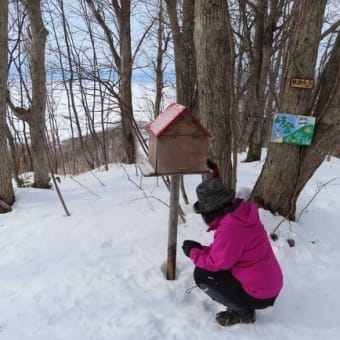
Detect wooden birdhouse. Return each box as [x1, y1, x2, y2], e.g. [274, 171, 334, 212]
[140, 103, 211, 176]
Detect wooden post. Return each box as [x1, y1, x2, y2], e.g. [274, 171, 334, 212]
[166, 174, 180, 280]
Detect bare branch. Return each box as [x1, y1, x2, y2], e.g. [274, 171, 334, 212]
[85, 0, 121, 70]
[297, 177, 340, 222]
[7, 90, 31, 122]
[320, 19, 340, 41]
[131, 17, 156, 66]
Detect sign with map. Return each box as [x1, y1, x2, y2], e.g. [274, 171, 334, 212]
[270, 113, 316, 146]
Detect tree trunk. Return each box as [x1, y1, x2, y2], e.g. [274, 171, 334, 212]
[154, 0, 165, 117]
[194, 0, 234, 188]
[244, 0, 281, 162]
[250, 0, 328, 220]
[0, 0, 14, 212]
[27, 0, 50, 187]
[290, 31, 340, 199]
[166, 0, 196, 109]
[119, 0, 135, 164]
[166, 0, 196, 204]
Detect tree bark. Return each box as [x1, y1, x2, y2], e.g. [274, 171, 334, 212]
[118, 0, 135, 164]
[291, 31, 340, 198]
[244, 0, 281, 162]
[6, 0, 49, 186]
[154, 0, 165, 117]
[194, 0, 234, 188]
[166, 0, 196, 109]
[0, 0, 14, 212]
[26, 0, 50, 187]
[250, 0, 328, 220]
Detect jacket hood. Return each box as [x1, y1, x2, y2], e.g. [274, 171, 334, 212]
[230, 200, 260, 226]
[207, 200, 259, 231]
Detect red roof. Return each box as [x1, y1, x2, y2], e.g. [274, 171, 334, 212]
[147, 103, 211, 137]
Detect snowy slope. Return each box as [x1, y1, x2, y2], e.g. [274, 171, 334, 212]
[1, 154, 340, 340]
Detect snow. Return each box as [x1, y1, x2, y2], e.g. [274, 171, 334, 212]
[1, 153, 340, 340]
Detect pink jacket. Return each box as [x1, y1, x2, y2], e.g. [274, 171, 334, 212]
[190, 200, 283, 299]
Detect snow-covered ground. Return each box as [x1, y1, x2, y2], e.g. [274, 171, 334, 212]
[1, 153, 340, 340]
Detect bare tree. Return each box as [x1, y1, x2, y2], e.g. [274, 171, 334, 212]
[85, 0, 142, 164]
[0, 0, 15, 213]
[250, 0, 336, 220]
[165, 0, 196, 110]
[154, 0, 170, 117]
[243, 0, 283, 162]
[194, 0, 235, 188]
[7, 0, 50, 188]
[57, 0, 96, 169]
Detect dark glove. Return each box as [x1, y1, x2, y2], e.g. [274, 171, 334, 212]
[182, 240, 203, 257]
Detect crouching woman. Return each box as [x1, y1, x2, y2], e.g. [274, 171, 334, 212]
[182, 178, 283, 326]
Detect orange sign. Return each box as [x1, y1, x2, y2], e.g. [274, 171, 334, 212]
[290, 78, 314, 89]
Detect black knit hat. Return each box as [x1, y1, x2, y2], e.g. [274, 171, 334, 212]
[193, 178, 235, 214]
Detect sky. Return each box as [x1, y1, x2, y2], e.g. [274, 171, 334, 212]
[1, 151, 340, 340]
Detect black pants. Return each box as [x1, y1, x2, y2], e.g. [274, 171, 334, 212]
[194, 267, 277, 312]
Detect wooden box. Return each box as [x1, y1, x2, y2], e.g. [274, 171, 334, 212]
[141, 103, 211, 176]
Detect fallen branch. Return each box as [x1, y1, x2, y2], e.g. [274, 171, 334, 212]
[69, 176, 101, 199]
[90, 171, 106, 187]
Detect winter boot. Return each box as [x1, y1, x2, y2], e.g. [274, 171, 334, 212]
[215, 309, 256, 326]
